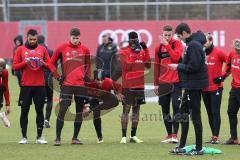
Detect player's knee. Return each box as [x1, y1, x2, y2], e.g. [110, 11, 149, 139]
[93, 110, 101, 119]
[177, 113, 189, 123]
[75, 111, 83, 122]
[123, 105, 131, 115]
[227, 110, 237, 117]
[212, 111, 220, 117]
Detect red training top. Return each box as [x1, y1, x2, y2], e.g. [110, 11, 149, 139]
[119, 46, 151, 89]
[154, 38, 183, 85]
[0, 69, 10, 106]
[50, 42, 91, 86]
[13, 45, 51, 86]
[203, 47, 228, 92]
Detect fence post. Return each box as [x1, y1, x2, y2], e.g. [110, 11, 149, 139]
[144, 0, 148, 20]
[53, 0, 58, 21]
[116, 0, 120, 20]
[105, 0, 109, 21]
[2, 0, 9, 22]
[155, 0, 159, 20]
[207, 0, 211, 20]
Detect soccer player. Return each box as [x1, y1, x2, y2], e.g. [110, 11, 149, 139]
[50, 28, 91, 146]
[154, 25, 183, 143]
[223, 39, 240, 145]
[13, 29, 51, 144]
[119, 31, 151, 144]
[38, 35, 54, 128]
[168, 23, 208, 155]
[0, 58, 10, 127]
[84, 69, 123, 143]
[202, 33, 228, 144]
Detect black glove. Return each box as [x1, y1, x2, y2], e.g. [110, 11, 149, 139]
[140, 42, 147, 49]
[56, 76, 65, 85]
[213, 75, 225, 84]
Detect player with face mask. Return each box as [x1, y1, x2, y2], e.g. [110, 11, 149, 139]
[118, 31, 151, 144]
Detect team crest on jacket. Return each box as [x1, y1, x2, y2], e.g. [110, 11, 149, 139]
[66, 52, 70, 57]
[237, 58, 240, 64]
[24, 51, 29, 55]
[30, 50, 35, 54]
[72, 50, 77, 56]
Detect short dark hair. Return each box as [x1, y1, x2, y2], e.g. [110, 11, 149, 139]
[14, 35, 23, 45]
[205, 32, 213, 41]
[37, 35, 45, 44]
[175, 23, 191, 35]
[27, 29, 38, 36]
[128, 31, 138, 39]
[163, 25, 173, 31]
[70, 28, 80, 36]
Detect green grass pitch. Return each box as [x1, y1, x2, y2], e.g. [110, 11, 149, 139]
[0, 73, 239, 160]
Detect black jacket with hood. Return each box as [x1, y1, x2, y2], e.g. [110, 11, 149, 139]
[177, 31, 209, 90]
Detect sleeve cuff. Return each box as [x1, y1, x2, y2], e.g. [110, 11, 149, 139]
[177, 63, 185, 72]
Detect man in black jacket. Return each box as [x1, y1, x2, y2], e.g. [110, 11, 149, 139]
[96, 34, 118, 78]
[38, 35, 54, 128]
[168, 23, 208, 155]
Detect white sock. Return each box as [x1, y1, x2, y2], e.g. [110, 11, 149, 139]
[0, 112, 3, 119]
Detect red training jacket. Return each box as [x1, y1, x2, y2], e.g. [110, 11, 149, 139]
[224, 50, 240, 88]
[203, 47, 228, 92]
[0, 69, 10, 106]
[50, 42, 91, 86]
[119, 46, 151, 89]
[154, 38, 183, 85]
[13, 45, 51, 86]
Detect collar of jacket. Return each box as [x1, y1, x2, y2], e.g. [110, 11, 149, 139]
[185, 35, 192, 45]
[25, 41, 38, 50]
[103, 41, 112, 46]
[68, 41, 81, 48]
[205, 44, 214, 55]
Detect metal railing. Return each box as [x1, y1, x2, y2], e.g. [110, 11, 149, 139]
[1, 0, 240, 21]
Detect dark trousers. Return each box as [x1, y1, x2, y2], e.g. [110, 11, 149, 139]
[158, 83, 182, 135]
[202, 88, 222, 137]
[178, 90, 203, 151]
[19, 86, 46, 138]
[56, 85, 85, 139]
[90, 99, 102, 139]
[45, 84, 53, 121]
[227, 87, 240, 139]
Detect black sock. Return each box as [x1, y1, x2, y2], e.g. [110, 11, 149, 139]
[45, 101, 53, 121]
[22, 128, 27, 138]
[131, 127, 137, 137]
[122, 129, 127, 137]
[20, 106, 30, 139]
[37, 128, 43, 139]
[73, 122, 82, 139]
[56, 118, 64, 140]
[93, 118, 102, 139]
